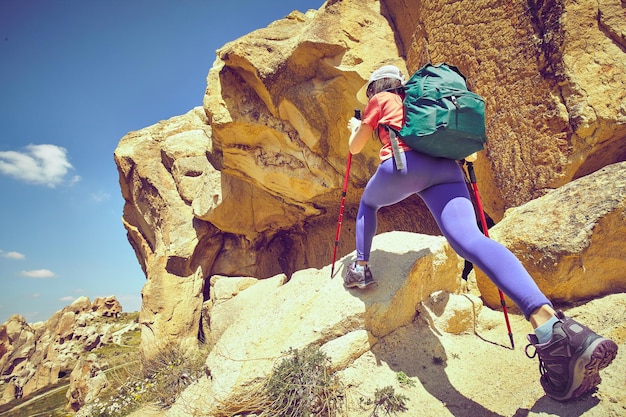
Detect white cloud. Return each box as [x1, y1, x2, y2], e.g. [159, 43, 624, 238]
[21, 269, 56, 278]
[0, 144, 78, 188]
[91, 191, 111, 203]
[31, 293, 41, 298]
[1, 251, 25, 260]
[59, 296, 75, 302]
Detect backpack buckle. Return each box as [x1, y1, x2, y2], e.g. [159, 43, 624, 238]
[451, 95, 460, 109]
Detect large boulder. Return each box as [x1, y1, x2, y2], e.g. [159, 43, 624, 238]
[66, 354, 107, 412]
[476, 161, 626, 310]
[114, 1, 439, 356]
[166, 231, 464, 415]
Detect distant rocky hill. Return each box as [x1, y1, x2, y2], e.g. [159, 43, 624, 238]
[0, 296, 139, 409]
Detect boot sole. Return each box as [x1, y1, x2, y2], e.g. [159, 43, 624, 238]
[551, 338, 618, 401]
[343, 280, 376, 289]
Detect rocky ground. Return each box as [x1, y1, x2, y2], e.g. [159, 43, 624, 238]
[339, 290, 626, 417]
[128, 286, 625, 417]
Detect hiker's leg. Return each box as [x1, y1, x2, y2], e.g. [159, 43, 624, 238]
[530, 305, 557, 328]
[357, 152, 466, 261]
[419, 181, 552, 320]
[415, 163, 616, 403]
[356, 152, 428, 261]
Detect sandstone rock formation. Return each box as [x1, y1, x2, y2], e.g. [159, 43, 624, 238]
[114, 0, 439, 356]
[114, 0, 625, 367]
[92, 296, 123, 318]
[476, 161, 626, 310]
[66, 353, 107, 412]
[167, 232, 467, 415]
[386, 0, 626, 214]
[159, 233, 626, 417]
[0, 296, 133, 405]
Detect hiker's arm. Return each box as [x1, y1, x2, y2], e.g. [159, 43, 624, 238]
[348, 118, 373, 154]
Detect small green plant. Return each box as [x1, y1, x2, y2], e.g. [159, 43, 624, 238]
[215, 346, 346, 417]
[263, 346, 345, 416]
[395, 371, 416, 388]
[360, 386, 409, 417]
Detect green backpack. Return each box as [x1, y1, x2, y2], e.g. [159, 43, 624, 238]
[393, 63, 487, 161]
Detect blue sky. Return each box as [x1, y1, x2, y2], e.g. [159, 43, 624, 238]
[0, 0, 323, 324]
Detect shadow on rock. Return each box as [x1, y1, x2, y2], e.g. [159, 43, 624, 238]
[512, 393, 599, 417]
[370, 316, 504, 417]
[337, 243, 503, 416]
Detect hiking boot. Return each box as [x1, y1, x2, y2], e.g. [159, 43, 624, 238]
[525, 311, 618, 401]
[343, 262, 375, 289]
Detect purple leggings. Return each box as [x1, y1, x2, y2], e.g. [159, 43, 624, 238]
[356, 150, 551, 319]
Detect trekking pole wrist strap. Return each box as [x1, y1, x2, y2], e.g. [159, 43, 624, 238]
[382, 125, 405, 170]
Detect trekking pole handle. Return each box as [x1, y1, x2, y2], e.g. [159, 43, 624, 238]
[354, 109, 361, 120]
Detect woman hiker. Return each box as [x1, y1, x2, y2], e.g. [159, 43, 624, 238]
[344, 64, 618, 402]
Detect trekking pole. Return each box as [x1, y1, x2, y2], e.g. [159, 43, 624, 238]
[465, 161, 515, 349]
[330, 110, 360, 278]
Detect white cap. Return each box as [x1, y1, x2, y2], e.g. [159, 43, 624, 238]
[356, 65, 404, 104]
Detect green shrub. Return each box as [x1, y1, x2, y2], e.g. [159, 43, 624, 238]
[395, 371, 415, 388]
[360, 386, 409, 417]
[262, 346, 345, 416]
[139, 343, 207, 408]
[216, 346, 346, 417]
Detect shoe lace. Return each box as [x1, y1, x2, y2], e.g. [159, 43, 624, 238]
[525, 343, 543, 375]
[525, 342, 561, 388]
[345, 265, 364, 283]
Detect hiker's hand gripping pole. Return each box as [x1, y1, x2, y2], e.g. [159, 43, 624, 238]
[466, 161, 515, 349]
[331, 110, 360, 278]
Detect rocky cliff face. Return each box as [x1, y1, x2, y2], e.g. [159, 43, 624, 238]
[114, 0, 625, 353]
[386, 0, 626, 210]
